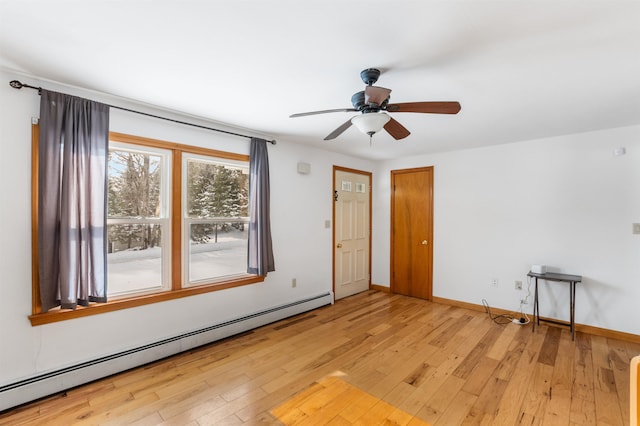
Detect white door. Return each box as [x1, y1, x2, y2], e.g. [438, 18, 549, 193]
[334, 168, 371, 300]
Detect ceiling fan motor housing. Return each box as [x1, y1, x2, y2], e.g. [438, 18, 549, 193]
[351, 90, 389, 111]
[351, 91, 365, 109]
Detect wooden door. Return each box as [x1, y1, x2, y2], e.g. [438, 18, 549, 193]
[334, 168, 371, 300]
[390, 167, 433, 300]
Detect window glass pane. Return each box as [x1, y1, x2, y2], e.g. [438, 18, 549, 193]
[186, 159, 249, 219]
[188, 222, 248, 282]
[107, 224, 164, 296]
[108, 149, 162, 218]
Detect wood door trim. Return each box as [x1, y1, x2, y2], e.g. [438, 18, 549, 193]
[332, 166, 372, 301]
[390, 166, 434, 300]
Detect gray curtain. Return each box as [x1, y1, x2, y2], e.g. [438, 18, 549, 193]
[38, 90, 110, 311]
[247, 138, 275, 276]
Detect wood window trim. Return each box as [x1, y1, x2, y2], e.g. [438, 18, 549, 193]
[30, 128, 264, 326]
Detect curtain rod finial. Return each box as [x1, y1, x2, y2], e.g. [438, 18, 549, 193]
[9, 80, 42, 94]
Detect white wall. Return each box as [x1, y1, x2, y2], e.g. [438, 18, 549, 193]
[372, 126, 640, 335]
[0, 70, 374, 387]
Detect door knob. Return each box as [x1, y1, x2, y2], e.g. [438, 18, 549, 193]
[337, 243, 343, 248]
[421, 240, 428, 245]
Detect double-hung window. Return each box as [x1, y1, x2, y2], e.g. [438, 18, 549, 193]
[183, 153, 250, 286]
[107, 142, 172, 298]
[105, 133, 256, 300]
[30, 129, 263, 325]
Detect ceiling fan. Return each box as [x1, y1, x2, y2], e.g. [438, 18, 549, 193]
[290, 68, 461, 142]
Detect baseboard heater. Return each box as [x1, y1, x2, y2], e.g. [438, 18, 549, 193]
[0, 292, 332, 412]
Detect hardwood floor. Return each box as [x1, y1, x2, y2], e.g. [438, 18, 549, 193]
[1, 291, 637, 425]
[271, 375, 430, 425]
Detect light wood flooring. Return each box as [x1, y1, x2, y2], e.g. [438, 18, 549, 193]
[1, 290, 638, 425]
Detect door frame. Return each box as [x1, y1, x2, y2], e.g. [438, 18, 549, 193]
[332, 165, 372, 301]
[390, 166, 434, 300]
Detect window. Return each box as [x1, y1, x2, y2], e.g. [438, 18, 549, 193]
[30, 130, 263, 325]
[107, 142, 171, 298]
[183, 154, 249, 286]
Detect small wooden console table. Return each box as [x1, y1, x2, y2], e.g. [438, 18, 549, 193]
[527, 271, 582, 340]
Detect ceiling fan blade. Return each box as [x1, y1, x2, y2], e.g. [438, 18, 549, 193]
[386, 101, 461, 114]
[365, 86, 391, 105]
[384, 117, 411, 140]
[290, 108, 357, 118]
[324, 119, 354, 140]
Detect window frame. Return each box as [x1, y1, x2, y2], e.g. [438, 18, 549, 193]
[30, 129, 264, 326]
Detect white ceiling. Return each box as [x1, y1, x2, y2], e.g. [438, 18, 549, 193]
[1, 0, 639, 160]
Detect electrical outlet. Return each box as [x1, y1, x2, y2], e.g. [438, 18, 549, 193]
[515, 280, 522, 290]
[491, 278, 498, 288]
[291, 278, 297, 288]
[520, 298, 528, 305]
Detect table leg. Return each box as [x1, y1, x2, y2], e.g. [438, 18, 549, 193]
[570, 281, 575, 341]
[533, 277, 539, 333]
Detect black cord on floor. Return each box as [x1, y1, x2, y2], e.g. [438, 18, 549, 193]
[482, 299, 515, 325]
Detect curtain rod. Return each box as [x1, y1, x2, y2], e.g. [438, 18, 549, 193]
[9, 80, 276, 145]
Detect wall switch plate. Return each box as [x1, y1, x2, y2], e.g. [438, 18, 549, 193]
[515, 281, 522, 290]
[633, 223, 640, 234]
[491, 279, 498, 288]
[291, 278, 297, 288]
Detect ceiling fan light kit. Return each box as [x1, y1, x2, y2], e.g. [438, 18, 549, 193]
[290, 68, 461, 143]
[351, 112, 390, 138]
